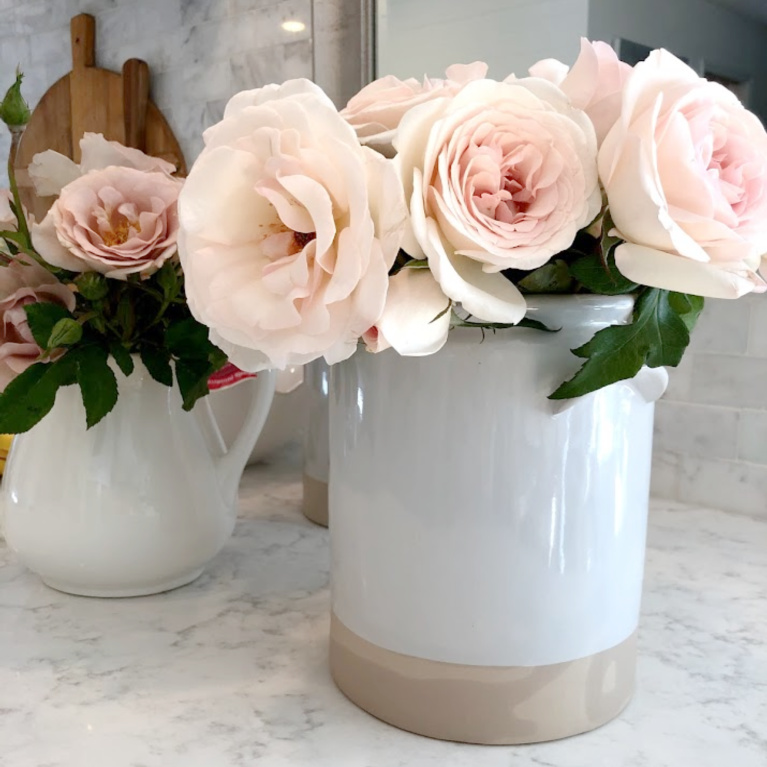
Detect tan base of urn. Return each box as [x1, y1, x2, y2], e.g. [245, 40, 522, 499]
[302, 473, 328, 527]
[329, 614, 636, 745]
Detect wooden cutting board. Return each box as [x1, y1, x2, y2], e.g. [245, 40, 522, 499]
[13, 13, 186, 220]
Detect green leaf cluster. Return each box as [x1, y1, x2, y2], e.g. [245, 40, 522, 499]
[440, 210, 705, 399]
[0, 259, 227, 434]
[0, 70, 230, 434]
[550, 288, 704, 400]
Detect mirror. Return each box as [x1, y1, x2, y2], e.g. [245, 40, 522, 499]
[373, 0, 758, 116]
[375, 0, 585, 80]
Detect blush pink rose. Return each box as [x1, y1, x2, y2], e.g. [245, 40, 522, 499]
[0, 259, 76, 390]
[599, 50, 767, 298]
[178, 79, 407, 371]
[31, 165, 182, 279]
[341, 62, 488, 156]
[529, 39, 632, 144]
[395, 77, 600, 325]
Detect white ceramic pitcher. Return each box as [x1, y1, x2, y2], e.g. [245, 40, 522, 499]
[1, 360, 275, 597]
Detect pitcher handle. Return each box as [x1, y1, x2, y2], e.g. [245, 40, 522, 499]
[204, 370, 276, 504]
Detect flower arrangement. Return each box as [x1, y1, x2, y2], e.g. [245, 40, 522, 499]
[178, 40, 766, 398]
[2, 39, 765, 434]
[0, 74, 225, 433]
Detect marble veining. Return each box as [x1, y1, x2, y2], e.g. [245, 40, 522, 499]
[1, 458, 766, 766]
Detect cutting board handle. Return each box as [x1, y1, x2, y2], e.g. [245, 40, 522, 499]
[123, 59, 150, 151]
[71, 13, 95, 70]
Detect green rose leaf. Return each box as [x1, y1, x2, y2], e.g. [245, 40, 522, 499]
[155, 261, 180, 301]
[668, 292, 705, 332]
[451, 317, 557, 333]
[570, 250, 638, 295]
[174, 357, 212, 411]
[47, 318, 83, 348]
[165, 316, 212, 359]
[0, 356, 76, 433]
[116, 290, 136, 340]
[24, 302, 74, 349]
[518, 260, 573, 294]
[75, 272, 109, 301]
[208, 345, 228, 372]
[109, 342, 135, 377]
[599, 211, 623, 263]
[70, 345, 118, 429]
[549, 288, 692, 400]
[399, 259, 431, 271]
[140, 345, 173, 387]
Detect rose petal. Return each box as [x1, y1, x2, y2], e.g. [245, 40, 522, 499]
[179, 146, 273, 245]
[528, 58, 569, 85]
[28, 151, 81, 197]
[79, 132, 177, 176]
[31, 209, 85, 272]
[375, 267, 451, 356]
[413, 188, 526, 323]
[615, 242, 766, 298]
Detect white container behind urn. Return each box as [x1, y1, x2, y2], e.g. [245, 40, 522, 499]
[211, 367, 308, 465]
[303, 359, 330, 527]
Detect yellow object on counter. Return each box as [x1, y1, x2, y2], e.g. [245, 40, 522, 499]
[0, 434, 13, 475]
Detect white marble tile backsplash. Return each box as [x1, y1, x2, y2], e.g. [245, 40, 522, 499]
[656, 295, 767, 516]
[0, 0, 315, 176]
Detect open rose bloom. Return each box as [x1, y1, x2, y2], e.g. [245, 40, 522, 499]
[599, 50, 767, 298]
[31, 133, 182, 279]
[177, 41, 767, 392]
[0, 132, 198, 412]
[178, 80, 406, 371]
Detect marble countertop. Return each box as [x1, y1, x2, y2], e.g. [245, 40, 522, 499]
[1, 457, 766, 767]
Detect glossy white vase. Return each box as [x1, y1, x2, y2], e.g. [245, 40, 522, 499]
[303, 359, 330, 527]
[1, 360, 275, 597]
[329, 295, 668, 745]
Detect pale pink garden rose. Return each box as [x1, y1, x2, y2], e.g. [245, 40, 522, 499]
[599, 50, 767, 298]
[362, 267, 451, 355]
[395, 77, 600, 325]
[529, 39, 632, 144]
[178, 79, 407, 371]
[0, 258, 75, 390]
[31, 165, 182, 279]
[341, 62, 488, 156]
[28, 132, 177, 197]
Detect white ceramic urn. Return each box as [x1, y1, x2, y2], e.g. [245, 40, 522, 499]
[328, 295, 668, 744]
